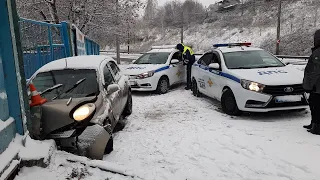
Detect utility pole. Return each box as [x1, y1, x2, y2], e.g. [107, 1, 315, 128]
[127, 21, 130, 54]
[315, 7, 318, 27]
[241, 0, 244, 16]
[276, 0, 282, 55]
[180, 10, 184, 43]
[115, 0, 120, 64]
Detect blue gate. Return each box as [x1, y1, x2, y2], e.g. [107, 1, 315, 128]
[19, 18, 71, 79]
[20, 18, 100, 79]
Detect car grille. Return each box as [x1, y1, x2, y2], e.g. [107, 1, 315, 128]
[262, 84, 305, 96]
[128, 75, 137, 79]
[265, 97, 308, 108]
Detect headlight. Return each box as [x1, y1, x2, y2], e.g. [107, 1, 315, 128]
[137, 71, 155, 79]
[241, 79, 265, 92]
[73, 103, 96, 121]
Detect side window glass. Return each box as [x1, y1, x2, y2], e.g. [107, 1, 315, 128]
[212, 53, 220, 64]
[109, 62, 119, 75]
[198, 55, 207, 65]
[172, 52, 182, 61]
[108, 61, 121, 81]
[198, 53, 213, 66]
[103, 66, 114, 86]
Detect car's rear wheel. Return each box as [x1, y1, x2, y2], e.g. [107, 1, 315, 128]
[192, 78, 201, 97]
[221, 88, 241, 116]
[104, 136, 113, 154]
[156, 76, 169, 94]
[123, 90, 132, 116]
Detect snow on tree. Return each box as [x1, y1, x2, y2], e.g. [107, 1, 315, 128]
[16, 0, 143, 46]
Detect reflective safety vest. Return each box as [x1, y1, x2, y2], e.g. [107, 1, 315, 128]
[183, 45, 194, 56]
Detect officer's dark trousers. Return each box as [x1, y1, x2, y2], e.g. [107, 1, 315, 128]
[186, 64, 192, 88]
[309, 93, 320, 124]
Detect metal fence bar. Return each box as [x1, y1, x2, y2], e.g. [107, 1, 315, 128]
[20, 17, 62, 27]
[48, 26, 54, 62]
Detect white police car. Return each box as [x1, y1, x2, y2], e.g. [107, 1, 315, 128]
[122, 45, 186, 94]
[191, 43, 308, 115]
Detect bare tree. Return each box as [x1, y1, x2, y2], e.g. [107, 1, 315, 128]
[17, 0, 143, 46]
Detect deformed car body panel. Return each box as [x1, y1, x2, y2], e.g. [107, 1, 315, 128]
[41, 96, 99, 137]
[78, 124, 110, 160]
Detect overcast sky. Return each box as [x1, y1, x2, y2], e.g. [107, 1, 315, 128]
[157, 0, 220, 7]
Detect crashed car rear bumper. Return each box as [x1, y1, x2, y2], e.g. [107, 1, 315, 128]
[51, 124, 110, 160]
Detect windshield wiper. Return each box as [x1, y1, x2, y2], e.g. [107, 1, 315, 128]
[259, 65, 282, 68]
[40, 84, 63, 96]
[231, 67, 254, 69]
[52, 78, 86, 100]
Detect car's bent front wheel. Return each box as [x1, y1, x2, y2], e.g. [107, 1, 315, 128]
[221, 88, 242, 116]
[156, 77, 169, 94]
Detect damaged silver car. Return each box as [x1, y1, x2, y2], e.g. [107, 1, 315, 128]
[27, 55, 132, 160]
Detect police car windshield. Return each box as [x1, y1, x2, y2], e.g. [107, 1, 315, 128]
[134, 52, 170, 64]
[223, 50, 285, 69]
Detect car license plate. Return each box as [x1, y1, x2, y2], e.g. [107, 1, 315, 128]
[129, 81, 136, 86]
[275, 95, 302, 103]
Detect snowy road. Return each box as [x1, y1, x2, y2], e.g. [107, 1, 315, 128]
[16, 86, 320, 180]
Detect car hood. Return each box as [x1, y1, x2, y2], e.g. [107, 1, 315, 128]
[121, 64, 168, 75]
[40, 95, 103, 136]
[229, 66, 304, 85]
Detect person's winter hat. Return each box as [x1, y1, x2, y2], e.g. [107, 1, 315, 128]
[176, 43, 184, 52]
[314, 29, 320, 48]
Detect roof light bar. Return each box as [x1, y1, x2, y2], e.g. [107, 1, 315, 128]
[213, 42, 252, 48]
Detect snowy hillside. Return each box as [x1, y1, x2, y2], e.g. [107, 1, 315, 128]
[124, 0, 317, 55]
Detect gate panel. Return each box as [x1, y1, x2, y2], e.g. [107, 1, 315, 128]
[19, 18, 66, 78]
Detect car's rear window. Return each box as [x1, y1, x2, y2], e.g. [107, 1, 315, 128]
[32, 69, 99, 100]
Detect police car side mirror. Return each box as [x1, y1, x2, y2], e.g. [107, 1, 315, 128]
[170, 59, 180, 64]
[208, 63, 220, 70]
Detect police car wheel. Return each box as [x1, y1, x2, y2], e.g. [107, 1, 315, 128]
[192, 78, 201, 97]
[221, 89, 241, 116]
[156, 77, 169, 94]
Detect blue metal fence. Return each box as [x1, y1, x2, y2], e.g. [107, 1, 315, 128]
[85, 38, 100, 55]
[20, 19, 100, 79]
[19, 18, 69, 79]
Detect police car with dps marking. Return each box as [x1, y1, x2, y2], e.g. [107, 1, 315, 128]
[122, 45, 186, 94]
[191, 43, 308, 115]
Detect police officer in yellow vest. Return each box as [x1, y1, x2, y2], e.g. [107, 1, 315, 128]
[176, 43, 195, 90]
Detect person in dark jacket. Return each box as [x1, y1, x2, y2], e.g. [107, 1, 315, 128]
[176, 43, 195, 90]
[303, 29, 320, 135]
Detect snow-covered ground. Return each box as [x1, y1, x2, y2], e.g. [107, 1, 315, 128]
[15, 86, 320, 180]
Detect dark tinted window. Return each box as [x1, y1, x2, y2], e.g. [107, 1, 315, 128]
[104, 66, 114, 86]
[172, 52, 182, 61]
[32, 69, 98, 100]
[109, 61, 120, 76]
[198, 53, 214, 66]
